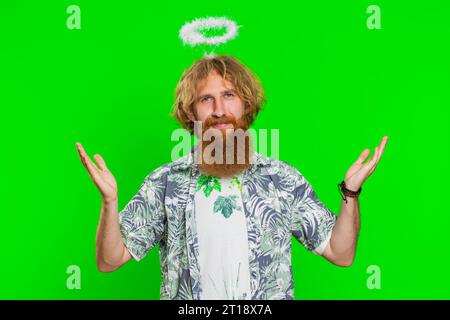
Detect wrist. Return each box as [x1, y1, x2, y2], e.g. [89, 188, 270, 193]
[102, 196, 118, 206]
[343, 196, 359, 204]
[338, 180, 362, 204]
[344, 179, 360, 192]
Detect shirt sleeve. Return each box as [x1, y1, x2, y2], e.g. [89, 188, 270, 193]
[289, 167, 337, 256]
[118, 166, 168, 261]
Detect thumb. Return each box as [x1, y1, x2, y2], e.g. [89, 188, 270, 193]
[355, 149, 370, 165]
[94, 154, 108, 171]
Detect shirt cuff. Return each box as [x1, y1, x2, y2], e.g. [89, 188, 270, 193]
[121, 236, 143, 262]
[312, 227, 333, 256]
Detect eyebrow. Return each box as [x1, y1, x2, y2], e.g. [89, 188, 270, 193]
[197, 89, 236, 100]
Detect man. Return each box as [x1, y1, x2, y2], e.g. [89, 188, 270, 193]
[76, 54, 388, 300]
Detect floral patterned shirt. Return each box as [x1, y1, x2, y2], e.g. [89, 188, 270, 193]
[118, 148, 337, 300]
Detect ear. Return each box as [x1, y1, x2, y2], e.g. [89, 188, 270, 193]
[186, 110, 195, 122]
[244, 107, 252, 118]
[244, 108, 253, 123]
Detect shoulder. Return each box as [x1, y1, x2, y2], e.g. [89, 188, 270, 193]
[253, 154, 310, 207]
[142, 153, 192, 184]
[254, 153, 304, 179]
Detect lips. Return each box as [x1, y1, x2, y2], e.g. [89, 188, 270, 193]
[212, 123, 233, 129]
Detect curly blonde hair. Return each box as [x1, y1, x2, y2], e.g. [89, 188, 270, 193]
[170, 54, 267, 134]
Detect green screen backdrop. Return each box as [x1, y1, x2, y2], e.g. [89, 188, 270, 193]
[1, 0, 449, 299]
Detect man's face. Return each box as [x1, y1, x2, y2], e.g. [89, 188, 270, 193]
[187, 70, 252, 178]
[188, 70, 245, 129]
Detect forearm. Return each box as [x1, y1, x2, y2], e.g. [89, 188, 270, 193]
[329, 197, 360, 264]
[95, 199, 127, 271]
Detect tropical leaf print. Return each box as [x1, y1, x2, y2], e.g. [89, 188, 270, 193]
[196, 174, 221, 197]
[229, 176, 241, 190]
[213, 195, 242, 218]
[118, 150, 338, 300]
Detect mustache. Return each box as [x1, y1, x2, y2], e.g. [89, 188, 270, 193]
[204, 115, 237, 128]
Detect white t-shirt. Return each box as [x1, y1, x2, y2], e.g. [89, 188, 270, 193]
[194, 172, 251, 300]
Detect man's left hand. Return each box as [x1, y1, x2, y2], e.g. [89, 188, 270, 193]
[344, 136, 388, 191]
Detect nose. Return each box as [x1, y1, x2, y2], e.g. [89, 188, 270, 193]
[211, 97, 226, 118]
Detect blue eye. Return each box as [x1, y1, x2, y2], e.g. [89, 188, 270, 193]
[225, 93, 234, 97]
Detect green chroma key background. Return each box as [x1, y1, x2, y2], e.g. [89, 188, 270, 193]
[1, 0, 449, 299]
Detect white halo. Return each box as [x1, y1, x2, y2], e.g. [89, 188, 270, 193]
[179, 17, 239, 46]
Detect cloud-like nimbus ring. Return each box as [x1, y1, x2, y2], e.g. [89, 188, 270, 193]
[179, 17, 239, 46]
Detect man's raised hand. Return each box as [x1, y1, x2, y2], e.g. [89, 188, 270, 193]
[76, 142, 118, 203]
[344, 136, 388, 191]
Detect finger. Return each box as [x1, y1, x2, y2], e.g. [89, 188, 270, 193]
[84, 153, 101, 180]
[76, 143, 100, 177]
[377, 136, 388, 162]
[94, 154, 109, 171]
[355, 149, 371, 165]
[368, 149, 381, 175]
[357, 147, 378, 177]
[75, 144, 111, 194]
[76, 142, 83, 159]
[366, 146, 379, 169]
[372, 136, 388, 168]
[76, 143, 89, 168]
[80, 146, 100, 171]
[370, 146, 378, 163]
[368, 163, 377, 175]
[365, 136, 388, 175]
[368, 151, 379, 175]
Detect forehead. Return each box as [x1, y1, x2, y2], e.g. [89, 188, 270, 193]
[197, 70, 235, 95]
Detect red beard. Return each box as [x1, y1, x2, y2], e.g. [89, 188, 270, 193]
[195, 114, 254, 178]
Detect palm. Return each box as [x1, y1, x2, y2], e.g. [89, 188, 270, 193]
[344, 161, 368, 190]
[96, 168, 117, 197]
[344, 136, 388, 191]
[76, 143, 118, 201]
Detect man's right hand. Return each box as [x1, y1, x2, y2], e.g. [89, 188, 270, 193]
[76, 142, 118, 203]
[75, 142, 132, 271]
